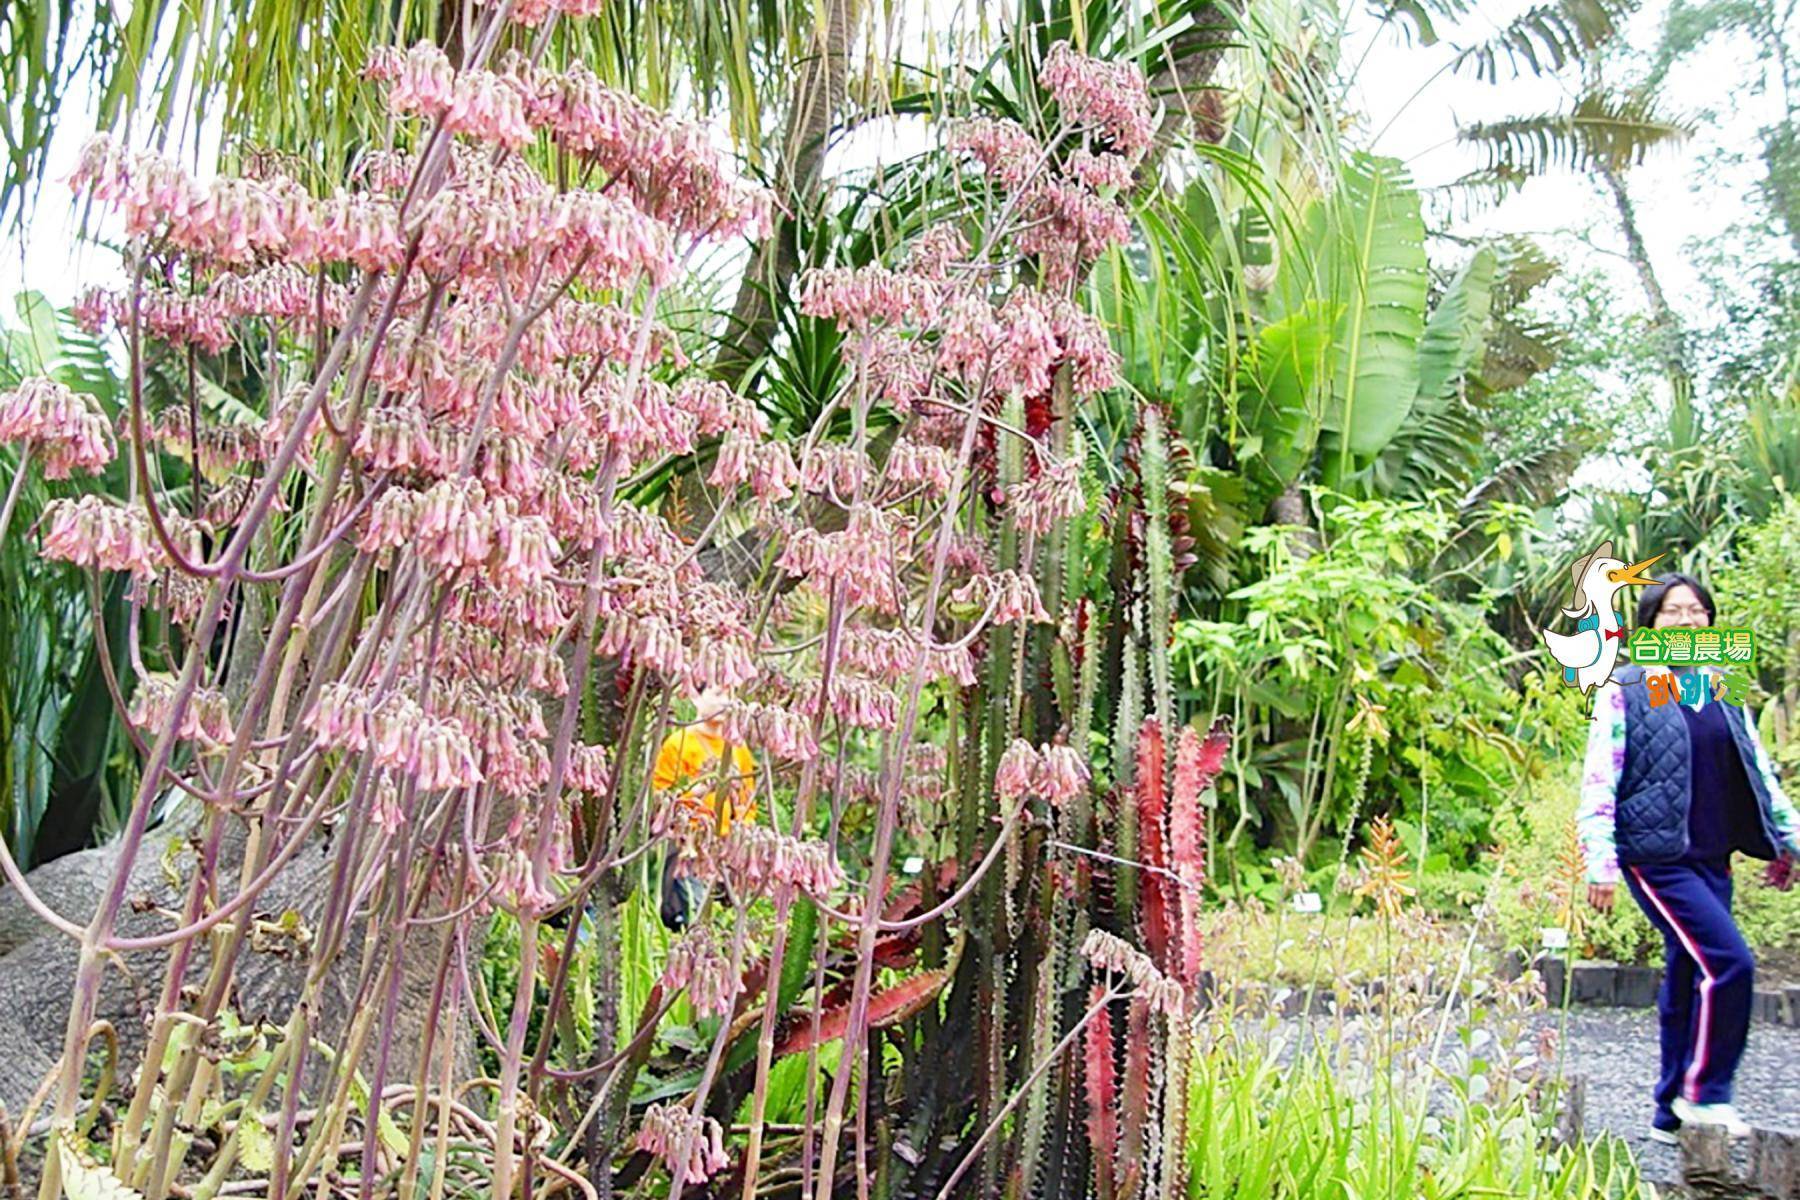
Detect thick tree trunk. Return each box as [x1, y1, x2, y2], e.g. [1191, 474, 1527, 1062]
[711, 0, 866, 385]
[1135, 1, 1246, 192]
[0, 817, 452, 1114]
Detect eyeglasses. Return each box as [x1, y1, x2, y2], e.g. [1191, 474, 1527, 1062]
[1658, 605, 1710, 621]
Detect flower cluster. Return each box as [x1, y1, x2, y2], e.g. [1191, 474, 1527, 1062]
[705, 822, 845, 901]
[952, 569, 1051, 627]
[480, 0, 608, 26]
[1009, 454, 1085, 534]
[70, 133, 674, 291]
[38, 496, 193, 577]
[944, 44, 1151, 288]
[635, 1104, 729, 1185]
[1040, 41, 1156, 161]
[995, 739, 1090, 806]
[778, 504, 910, 616]
[948, 119, 1044, 192]
[661, 926, 741, 1019]
[0, 378, 116, 478]
[303, 685, 484, 792]
[525, 63, 772, 240]
[722, 702, 820, 763]
[127, 673, 233, 749]
[1081, 929, 1185, 1018]
[798, 265, 941, 333]
[365, 43, 532, 148]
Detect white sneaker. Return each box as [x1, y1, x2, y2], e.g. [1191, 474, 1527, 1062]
[1647, 1126, 1680, 1146]
[1672, 1098, 1752, 1137]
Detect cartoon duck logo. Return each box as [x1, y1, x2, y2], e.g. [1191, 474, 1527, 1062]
[1539, 540, 1664, 694]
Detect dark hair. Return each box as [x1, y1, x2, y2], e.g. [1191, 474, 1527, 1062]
[1636, 572, 1715, 627]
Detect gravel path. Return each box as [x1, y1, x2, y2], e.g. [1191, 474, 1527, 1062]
[1550, 1007, 1800, 1183]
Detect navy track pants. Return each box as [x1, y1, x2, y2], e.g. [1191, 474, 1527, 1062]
[1623, 860, 1755, 1125]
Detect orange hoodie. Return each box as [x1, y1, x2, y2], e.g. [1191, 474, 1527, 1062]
[651, 725, 757, 835]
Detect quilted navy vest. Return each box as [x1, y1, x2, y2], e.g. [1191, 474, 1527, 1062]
[1613, 665, 1783, 864]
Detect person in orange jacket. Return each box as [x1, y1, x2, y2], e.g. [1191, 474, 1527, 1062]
[652, 688, 756, 929]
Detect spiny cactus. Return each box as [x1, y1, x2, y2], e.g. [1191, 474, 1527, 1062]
[1141, 406, 1176, 736]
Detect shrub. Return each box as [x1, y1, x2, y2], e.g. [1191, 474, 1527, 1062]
[1491, 776, 1800, 971]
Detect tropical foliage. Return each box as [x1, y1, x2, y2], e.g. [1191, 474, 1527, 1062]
[0, 0, 1793, 1196]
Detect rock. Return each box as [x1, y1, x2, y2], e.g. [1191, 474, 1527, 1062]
[1680, 1125, 1742, 1197]
[1751, 1127, 1800, 1200]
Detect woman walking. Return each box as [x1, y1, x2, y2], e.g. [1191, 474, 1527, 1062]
[1578, 573, 1799, 1143]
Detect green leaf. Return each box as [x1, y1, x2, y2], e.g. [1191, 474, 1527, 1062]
[238, 1106, 275, 1172]
[1317, 156, 1428, 459]
[1451, 0, 1631, 83]
[55, 1130, 145, 1200]
[1415, 247, 1496, 405]
[1237, 300, 1337, 500]
[777, 899, 817, 1015]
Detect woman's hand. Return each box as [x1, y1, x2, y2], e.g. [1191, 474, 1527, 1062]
[1587, 882, 1615, 912]
[1766, 854, 1795, 892]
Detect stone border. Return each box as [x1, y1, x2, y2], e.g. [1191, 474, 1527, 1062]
[1503, 953, 1800, 1027]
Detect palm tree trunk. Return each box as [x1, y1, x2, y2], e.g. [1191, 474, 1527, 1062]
[1598, 161, 1694, 406]
[712, 0, 866, 383]
[1134, 1, 1245, 191]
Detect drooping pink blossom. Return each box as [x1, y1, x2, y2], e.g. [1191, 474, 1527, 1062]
[305, 682, 374, 752]
[413, 716, 484, 792]
[722, 702, 820, 763]
[1038, 744, 1090, 807]
[1010, 454, 1085, 533]
[635, 1104, 729, 1186]
[884, 438, 956, 497]
[949, 118, 1044, 191]
[127, 673, 234, 748]
[1066, 148, 1134, 193]
[777, 504, 909, 615]
[1081, 929, 1184, 1018]
[799, 442, 870, 499]
[798, 265, 939, 332]
[995, 740, 1040, 801]
[953, 569, 1051, 627]
[661, 926, 741, 1019]
[414, 478, 495, 572]
[1039, 42, 1155, 161]
[39, 496, 164, 577]
[710, 822, 845, 901]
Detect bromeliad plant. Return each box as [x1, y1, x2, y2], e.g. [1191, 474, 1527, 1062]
[0, 5, 1216, 1197]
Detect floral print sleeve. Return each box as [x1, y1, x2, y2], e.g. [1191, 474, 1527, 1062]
[1575, 681, 1626, 884]
[1743, 708, 1800, 856]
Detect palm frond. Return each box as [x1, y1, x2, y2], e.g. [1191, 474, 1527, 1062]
[1488, 236, 1561, 315]
[1458, 90, 1691, 177]
[1451, 0, 1632, 84]
[1365, 0, 1474, 48]
[3, 0, 810, 218]
[1473, 315, 1564, 394]
[1458, 437, 1587, 517]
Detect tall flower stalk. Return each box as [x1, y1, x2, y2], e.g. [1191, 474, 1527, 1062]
[0, 14, 1208, 1198]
